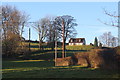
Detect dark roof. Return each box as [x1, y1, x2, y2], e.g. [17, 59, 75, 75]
[69, 38, 85, 43]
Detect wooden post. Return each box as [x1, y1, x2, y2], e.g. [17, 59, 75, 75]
[62, 19, 65, 58]
[55, 24, 57, 66]
[55, 40, 57, 66]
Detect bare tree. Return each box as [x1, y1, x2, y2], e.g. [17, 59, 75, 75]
[2, 5, 21, 56]
[2, 5, 20, 37]
[54, 15, 77, 57]
[2, 5, 29, 37]
[19, 12, 30, 50]
[46, 19, 56, 50]
[19, 12, 30, 37]
[98, 8, 119, 46]
[99, 32, 118, 47]
[54, 15, 77, 43]
[46, 17, 56, 42]
[111, 37, 118, 47]
[33, 17, 49, 50]
[45, 16, 61, 50]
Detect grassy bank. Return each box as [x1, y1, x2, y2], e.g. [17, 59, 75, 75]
[2, 59, 119, 78]
[2, 42, 120, 78]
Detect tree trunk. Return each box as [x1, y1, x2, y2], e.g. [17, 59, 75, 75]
[39, 42, 42, 50]
[20, 24, 24, 50]
[51, 42, 55, 50]
[28, 28, 31, 52]
[62, 20, 65, 58]
[39, 34, 41, 50]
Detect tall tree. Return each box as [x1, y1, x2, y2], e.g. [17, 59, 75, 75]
[33, 17, 49, 50]
[94, 37, 98, 47]
[98, 8, 119, 46]
[2, 5, 29, 37]
[2, 5, 20, 37]
[54, 15, 77, 42]
[19, 12, 30, 37]
[54, 15, 77, 57]
[46, 16, 61, 50]
[1, 5, 29, 56]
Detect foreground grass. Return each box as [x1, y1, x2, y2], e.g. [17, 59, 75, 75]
[2, 59, 120, 78]
[2, 43, 120, 78]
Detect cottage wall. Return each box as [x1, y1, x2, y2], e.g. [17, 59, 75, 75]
[69, 43, 84, 45]
[69, 38, 86, 45]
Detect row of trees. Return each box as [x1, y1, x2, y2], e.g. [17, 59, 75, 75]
[1, 5, 119, 57]
[32, 15, 77, 50]
[99, 8, 120, 46]
[1, 5, 78, 56]
[99, 32, 118, 47]
[93, 32, 118, 48]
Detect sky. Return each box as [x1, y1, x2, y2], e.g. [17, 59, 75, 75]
[2, 2, 118, 44]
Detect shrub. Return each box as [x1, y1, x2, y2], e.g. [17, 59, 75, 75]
[2, 31, 20, 57]
[74, 52, 90, 67]
[89, 49, 106, 68]
[114, 46, 120, 67]
[74, 48, 119, 69]
[114, 46, 120, 55]
[2, 31, 29, 57]
[55, 57, 74, 66]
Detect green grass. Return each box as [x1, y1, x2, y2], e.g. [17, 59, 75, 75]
[2, 42, 120, 78]
[24, 42, 93, 51]
[2, 49, 120, 78]
[2, 59, 120, 78]
[66, 45, 93, 50]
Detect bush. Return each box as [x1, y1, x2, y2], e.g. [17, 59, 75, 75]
[2, 31, 29, 57]
[74, 48, 119, 69]
[114, 46, 120, 55]
[2, 31, 20, 56]
[114, 46, 120, 67]
[74, 52, 90, 67]
[55, 57, 74, 66]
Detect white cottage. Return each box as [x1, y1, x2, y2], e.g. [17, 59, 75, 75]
[69, 38, 86, 45]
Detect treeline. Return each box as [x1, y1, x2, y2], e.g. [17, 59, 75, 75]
[1, 5, 77, 57]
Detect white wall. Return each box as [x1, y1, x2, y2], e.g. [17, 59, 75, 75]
[69, 43, 84, 45]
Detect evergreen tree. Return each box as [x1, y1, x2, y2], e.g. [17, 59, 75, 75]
[94, 37, 98, 47]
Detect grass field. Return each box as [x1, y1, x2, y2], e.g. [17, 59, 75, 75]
[2, 42, 120, 78]
[2, 59, 120, 78]
[24, 42, 94, 51]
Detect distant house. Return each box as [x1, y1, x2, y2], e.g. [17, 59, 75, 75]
[69, 38, 86, 45]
